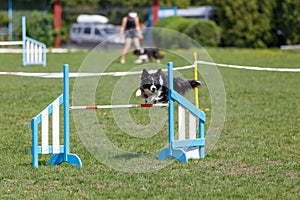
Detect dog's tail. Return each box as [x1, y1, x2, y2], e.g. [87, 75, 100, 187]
[173, 78, 201, 94]
[153, 50, 164, 59]
[155, 53, 164, 59]
[188, 80, 201, 88]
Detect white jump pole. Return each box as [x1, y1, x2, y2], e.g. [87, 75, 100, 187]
[70, 103, 168, 110]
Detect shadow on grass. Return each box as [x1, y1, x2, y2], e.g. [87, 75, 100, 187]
[114, 153, 145, 160]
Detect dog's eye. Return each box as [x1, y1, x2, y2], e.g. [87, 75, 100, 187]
[142, 84, 151, 88]
[155, 84, 161, 89]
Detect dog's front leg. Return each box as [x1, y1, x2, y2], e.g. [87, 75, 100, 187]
[153, 90, 165, 102]
[146, 93, 159, 103]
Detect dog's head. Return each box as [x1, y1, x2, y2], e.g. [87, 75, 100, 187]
[140, 69, 166, 96]
[133, 49, 145, 56]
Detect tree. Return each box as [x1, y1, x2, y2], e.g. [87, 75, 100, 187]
[48, 0, 300, 47]
[61, 0, 99, 8]
[215, 0, 276, 47]
[272, 0, 300, 45]
[194, 0, 300, 47]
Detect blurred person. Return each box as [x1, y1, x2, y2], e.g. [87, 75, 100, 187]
[120, 9, 144, 64]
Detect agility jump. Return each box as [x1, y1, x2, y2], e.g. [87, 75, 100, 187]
[31, 62, 205, 168]
[0, 16, 46, 67]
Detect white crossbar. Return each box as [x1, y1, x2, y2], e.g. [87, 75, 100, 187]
[178, 105, 197, 140]
[189, 113, 196, 139]
[34, 44, 38, 62]
[52, 99, 60, 154]
[38, 46, 42, 62]
[41, 109, 49, 154]
[26, 40, 30, 63]
[25, 40, 44, 63]
[178, 105, 185, 140]
[40, 99, 61, 154]
[177, 105, 199, 159]
[188, 113, 199, 158]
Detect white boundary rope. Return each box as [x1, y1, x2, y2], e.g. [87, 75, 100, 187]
[1, 61, 300, 78]
[0, 65, 195, 78]
[197, 61, 300, 72]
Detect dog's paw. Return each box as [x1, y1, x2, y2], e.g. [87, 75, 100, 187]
[134, 59, 143, 64]
[146, 93, 159, 103]
[145, 97, 152, 104]
[154, 96, 162, 101]
[136, 89, 142, 97]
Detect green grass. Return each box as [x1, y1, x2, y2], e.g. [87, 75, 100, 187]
[0, 48, 299, 199]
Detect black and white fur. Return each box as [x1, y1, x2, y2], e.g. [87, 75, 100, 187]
[136, 69, 201, 103]
[133, 48, 164, 64]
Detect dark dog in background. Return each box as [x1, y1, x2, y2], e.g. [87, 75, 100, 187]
[136, 69, 201, 103]
[133, 48, 164, 64]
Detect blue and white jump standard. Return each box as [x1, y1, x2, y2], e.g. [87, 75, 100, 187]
[0, 16, 47, 67]
[31, 62, 205, 167]
[158, 62, 206, 162]
[22, 16, 47, 67]
[31, 65, 82, 168]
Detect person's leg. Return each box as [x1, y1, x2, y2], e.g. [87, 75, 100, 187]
[121, 38, 132, 64]
[133, 37, 141, 50]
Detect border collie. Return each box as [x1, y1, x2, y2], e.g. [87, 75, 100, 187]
[136, 69, 201, 103]
[133, 48, 164, 64]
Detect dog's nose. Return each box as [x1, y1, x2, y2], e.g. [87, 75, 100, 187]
[150, 85, 156, 92]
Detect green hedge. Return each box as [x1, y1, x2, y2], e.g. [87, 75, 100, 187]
[0, 13, 9, 41]
[155, 16, 195, 32]
[26, 12, 54, 47]
[12, 12, 54, 46]
[154, 16, 221, 47]
[184, 19, 221, 47]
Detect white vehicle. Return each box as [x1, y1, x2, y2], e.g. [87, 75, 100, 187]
[69, 15, 124, 44]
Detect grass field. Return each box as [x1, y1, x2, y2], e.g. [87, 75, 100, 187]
[0, 48, 299, 199]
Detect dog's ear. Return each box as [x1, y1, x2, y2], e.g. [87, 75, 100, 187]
[156, 69, 163, 74]
[142, 69, 149, 76]
[156, 69, 166, 77]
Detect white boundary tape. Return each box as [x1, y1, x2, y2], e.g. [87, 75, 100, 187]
[280, 44, 300, 50]
[197, 61, 300, 72]
[0, 65, 195, 78]
[0, 41, 23, 46]
[1, 61, 300, 78]
[0, 48, 82, 54]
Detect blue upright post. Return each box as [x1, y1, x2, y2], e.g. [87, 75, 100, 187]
[199, 121, 205, 158]
[49, 64, 82, 167]
[22, 16, 26, 66]
[158, 61, 205, 162]
[31, 65, 82, 168]
[168, 62, 174, 153]
[8, 0, 12, 40]
[158, 62, 188, 162]
[31, 118, 38, 168]
[42, 46, 47, 67]
[158, 62, 173, 160]
[63, 64, 70, 159]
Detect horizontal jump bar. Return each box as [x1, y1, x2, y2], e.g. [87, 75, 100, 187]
[70, 103, 169, 110]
